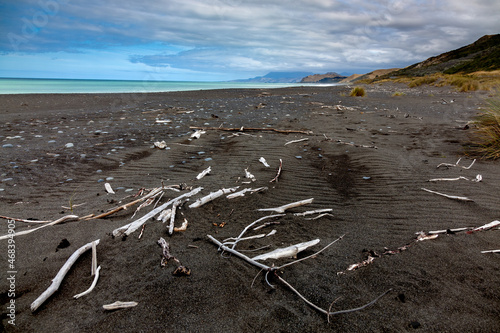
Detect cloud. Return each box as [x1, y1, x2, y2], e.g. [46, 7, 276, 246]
[1, 0, 499, 79]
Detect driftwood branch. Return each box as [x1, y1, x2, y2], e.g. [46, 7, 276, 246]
[270, 159, 283, 183]
[258, 198, 314, 213]
[421, 188, 473, 202]
[284, 138, 309, 146]
[31, 239, 100, 312]
[73, 266, 101, 299]
[252, 239, 320, 261]
[188, 187, 239, 209]
[436, 158, 476, 169]
[103, 301, 138, 310]
[190, 126, 313, 135]
[230, 214, 286, 249]
[0, 215, 79, 241]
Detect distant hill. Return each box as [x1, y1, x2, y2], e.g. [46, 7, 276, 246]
[234, 72, 314, 83]
[300, 72, 347, 83]
[387, 34, 500, 78]
[340, 68, 399, 83]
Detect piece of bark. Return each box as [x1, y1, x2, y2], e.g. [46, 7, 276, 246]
[31, 239, 100, 312]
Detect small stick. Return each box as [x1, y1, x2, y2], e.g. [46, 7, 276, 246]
[0, 215, 79, 240]
[227, 187, 267, 199]
[196, 166, 211, 180]
[481, 249, 500, 254]
[305, 213, 334, 220]
[437, 158, 476, 169]
[294, 208, 333, 217]
[252, 239, 320, 261]
[428, 175, 482, 182]
[270, 159, 283, 183]
[284, 138, 309, 146]
[253, 221, 281, 231]
[421, 188, 473, 202]
[190, 126, 313, 135]
[138, 224, 146, 239]
[427, 227, 472, 235]
[168, 200, 181, 235]
[74, 266, 101, 299]
[258, 198, 314, 213]
[231, 214, 285, 249]
[31, 239, 100, 312]
[91, 241, 97, 276]
[467, 220, 500, 234]
[103, 301, 138, 310]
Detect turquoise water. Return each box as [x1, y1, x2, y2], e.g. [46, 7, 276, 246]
[0, 78, 303, 94]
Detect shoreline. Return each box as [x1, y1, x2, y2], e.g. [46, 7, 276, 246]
[1, 83, 499, 332]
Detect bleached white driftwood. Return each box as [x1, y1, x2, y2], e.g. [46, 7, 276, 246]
[154, 140, 168, 149]
[188, 187, 239, 209]
[259, 157, 270, 167]
[91, 240, 97, 276]
[157, 208, 172, 222]
[305, 213, 334, 220]
[223, 234, 267, 245]
[294, 208, 333, 217]
[252, 239, 320, 261]
[258, 198, 314, 213]
[416, 232, 439, 241]
[481, 249, 500, 254]
[469, 220, 500, 233]
[113, 187, 203, 237]
[73, 266, 101, 299]
[168, 200, 181, 235]
[0, 215, 79, 241]
[31, 239, 100, 312]
[190, 129, 206, 139]
[207, 234, 389, 318]
[104, 182, 115, 194]
[244, 168, 256, 182]
[421, 188, 473, 202]
[428, 175, 482, 182]
[196, 166, 211, 180]
[284, 138, 309, 146]
[427, 227, 472, 235]
[436, 158, 476, 169]
[231, 214, 286, 249]
[226, 187, 267, 199]
[103, 301, 138, 310]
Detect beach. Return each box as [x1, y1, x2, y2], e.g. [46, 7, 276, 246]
[0, 83, 499, 332]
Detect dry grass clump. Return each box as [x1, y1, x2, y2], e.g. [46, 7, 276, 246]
[349, 86, 366, 97]
[396, 72, 500, 92]
[392, 91, 406, 97]
[468, 92, 500, 159]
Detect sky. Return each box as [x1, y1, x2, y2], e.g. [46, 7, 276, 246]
[0, 0, 499, 81]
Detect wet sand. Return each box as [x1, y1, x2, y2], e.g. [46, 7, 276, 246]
[0, 84, 499, 332]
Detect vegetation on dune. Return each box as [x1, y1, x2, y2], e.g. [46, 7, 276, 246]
[467, 92, 500, 159]
[349, 86, 366, 97]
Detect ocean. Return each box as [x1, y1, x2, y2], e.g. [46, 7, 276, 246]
[0, 78, 306, 94]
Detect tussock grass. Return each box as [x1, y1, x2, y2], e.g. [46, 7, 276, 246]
[394, 72, 500, 92]
[349, 86, 366, 97]
[391, 91, 406, 97]
[468, 92, 500, 159]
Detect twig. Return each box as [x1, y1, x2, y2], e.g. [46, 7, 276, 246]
[230, 214, 286, 249]
[285, 138, 309, 146]
[0, 215, 79, 240]
[252, 239, 320, 261]
[190, 126, 313, 135]
[481, 249, 500, 254]
[226, 187, 268, 199]
[428, 175, 482, 182]
[168, 200, 181, 235]
[305, 213, 334, 220]
[427, 227, 472, 235]
[436, 158, 476, 169]
[258, 198, 314, 213]
[253, 221, 281, 231]
[270, 159, 283, 183]
[294, 209, 333, 217]
[421, 188, 473, 202]
[31, 239, 100, 312]
[196, 166, 211, 180]
[73, 266, 101, 299]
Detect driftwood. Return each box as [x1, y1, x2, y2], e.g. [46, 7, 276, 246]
[436, 158, 476, 169]
[196, 166, 211, 180]
[421, 188, 473, 202]
[252, 239, 320, 261]
[188, 187, 239, 209]
[428, 175, 482, 182]
[481, 249, 500, 254]
[244, 168, 256, 182]
[258, 198, 314, 213]
[427, 227, 472, 235]
[158, 237, 191, 275]
[294, 209, 333, 217]
[227, 187, 267, 199]
[467, 220, 500, 234]
[230, 214, 286, 250]
[173, 218, 188, 232]
[73, 266, 101, 299]
[284, 138, 309, 146]
[88, 187, 163, 220]
[113, 187, 203, 237]
[270, 159, 283, 183]
[190, 126, 313, 135]
[103, 301, 138, 310]
[259, 157, 270, 167]
[31, 239, 100, 312]
[208, 234, 389, 319]
[104, 182, 115, 194]
[0, 215, 79, 241]
[168, 200, 181, 235]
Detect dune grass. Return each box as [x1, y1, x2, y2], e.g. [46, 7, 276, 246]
[349, 86, 366, 97]
[468, 92, 500, 159]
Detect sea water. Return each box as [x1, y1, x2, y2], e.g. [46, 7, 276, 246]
[0, 78, 303, 94]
